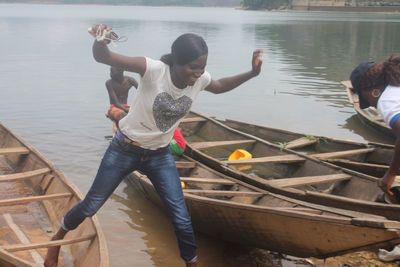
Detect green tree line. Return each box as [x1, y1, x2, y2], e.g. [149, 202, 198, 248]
[241, 0, 289, 9]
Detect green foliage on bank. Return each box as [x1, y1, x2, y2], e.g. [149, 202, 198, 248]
[241, 0, 289, 9]
[240, 0, 400, 9]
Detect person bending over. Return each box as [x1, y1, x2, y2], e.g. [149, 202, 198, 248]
[350, 55, 400, 197]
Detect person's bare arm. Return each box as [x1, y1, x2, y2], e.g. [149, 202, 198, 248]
[128, 77, 138, 89]
[90, 24, 147, 77]
[106, 80, 129, 113]
[205, 49, 263, 94]
[380, 120, 400, 195]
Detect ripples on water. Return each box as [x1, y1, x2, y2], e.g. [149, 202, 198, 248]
[1, 4, 400, 266]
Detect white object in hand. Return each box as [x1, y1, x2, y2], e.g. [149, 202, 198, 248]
[88, 26, 124, 43]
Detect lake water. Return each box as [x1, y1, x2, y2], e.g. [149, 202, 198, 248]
[1, 4, 399, 266]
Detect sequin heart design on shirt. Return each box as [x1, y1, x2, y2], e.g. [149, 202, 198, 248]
[153, 92, 192, 132]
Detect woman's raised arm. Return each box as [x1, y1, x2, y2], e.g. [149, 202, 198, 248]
[90, 24, 146, 77]
[205, 49, 263, 94]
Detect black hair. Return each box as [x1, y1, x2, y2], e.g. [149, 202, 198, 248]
[361, 54, 400, 90]
[160, 33, 208, 66]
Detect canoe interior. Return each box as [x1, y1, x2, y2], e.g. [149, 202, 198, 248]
[127, 156, 400, 258]
[179, 112, 400, 220]
[220, 118, 395, 178]
[0, 124, 107, 267]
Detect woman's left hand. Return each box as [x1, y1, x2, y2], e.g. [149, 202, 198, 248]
[251, 49, 263, 76]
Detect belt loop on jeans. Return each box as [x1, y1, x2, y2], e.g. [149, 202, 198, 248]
[115, 131, 142, 147]
[115, 130, 169, 153]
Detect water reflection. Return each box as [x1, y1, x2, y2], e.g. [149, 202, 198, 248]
[341, 114, 395, 144]
[251, 20, 400, 106]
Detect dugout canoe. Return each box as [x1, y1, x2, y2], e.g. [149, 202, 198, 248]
[342, 80, 394, 138]
[179, 111, 400, 221]
[127, 155, 400, 258]
[217, 117, 395, 178]
[0, 122, 108, 267]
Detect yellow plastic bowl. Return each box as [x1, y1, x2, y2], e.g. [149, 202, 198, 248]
[228, 149, 252, 161]
[228, 149, 252, 171]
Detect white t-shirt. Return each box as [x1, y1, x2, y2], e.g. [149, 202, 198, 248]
[377, 85, 400, 128]
[119, 57, 212, 149]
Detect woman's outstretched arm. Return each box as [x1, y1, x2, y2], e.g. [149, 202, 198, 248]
[380, 120, 400, 195]
[205, 49, 263, 94]
[90, 24, 147, 77]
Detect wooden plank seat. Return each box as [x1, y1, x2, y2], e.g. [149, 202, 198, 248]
[326, 159, 389, 170]
[0, 168, 51, 182]
[0, 147, 30, 156]
[190, 140, 256, 149]
[183, 189, 263, 197]
[310, 148, 375, 160]
[0, 193, 72, 206]
[180, 177, 236, 185]
[0, 248, 34, 267]
[2, 234, 96, 252]
[3, 213, 43, 264]
[180, 117, 207, 123]
[286, 137, 318, 149]
[222, 154, 305, 165]
[266, 174, 352, 188]
[175, 161, 196, 169]
[281, 207, 323, 215]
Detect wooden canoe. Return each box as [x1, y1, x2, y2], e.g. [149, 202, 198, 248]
[179, 111, 400, 221]
[0, 123, 108, 267]
[342, 80, 394, 138]
[217, 117, 395, 178]
[127, 155, 400, 258]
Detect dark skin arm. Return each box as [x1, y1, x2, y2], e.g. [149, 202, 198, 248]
[379, 119, 400, 195]
[105, 80, 130, 113]
[205, 49, 263, 94]
[90, 25, 147, 77]
[129, 77, 138, 89]
[91, 24, 262, 94]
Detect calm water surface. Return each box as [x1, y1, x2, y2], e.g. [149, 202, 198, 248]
[1, 4, 400, 266]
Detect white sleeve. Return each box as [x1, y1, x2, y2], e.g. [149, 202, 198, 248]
[200, 71, 212, 91]
[377, 86, 400, 128]
[142, 57, 164, 82]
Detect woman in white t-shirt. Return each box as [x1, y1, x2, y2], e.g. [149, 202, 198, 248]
[350, 55, 400, 198]
[44, 24, 263, 267]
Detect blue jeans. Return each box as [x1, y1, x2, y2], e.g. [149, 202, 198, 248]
[62, 133, 197, 262]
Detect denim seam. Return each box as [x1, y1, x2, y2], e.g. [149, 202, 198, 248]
[60, 217, 69, 231]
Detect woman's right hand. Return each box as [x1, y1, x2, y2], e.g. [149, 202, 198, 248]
[88, 24, 113, 44]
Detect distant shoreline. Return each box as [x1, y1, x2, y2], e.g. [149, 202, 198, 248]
[238, 2, 400, 12]
[1, 1, 400, 12]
